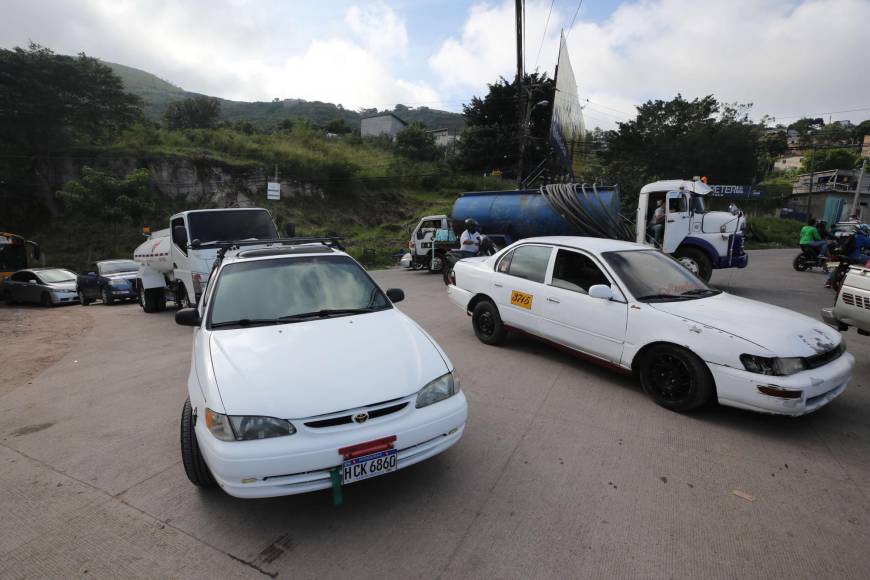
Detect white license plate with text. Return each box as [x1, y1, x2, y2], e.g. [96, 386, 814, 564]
[341, 449, 398, 485]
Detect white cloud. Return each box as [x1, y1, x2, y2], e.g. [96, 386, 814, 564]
[345, 1, 409, 58]
[431, 0, 870, 128]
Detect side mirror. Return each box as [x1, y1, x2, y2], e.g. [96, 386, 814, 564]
[175, 308, 201, 327]
[172, 225, 189, 247]
[285, 222, 296, 237]
[386, 288, 405, 303]
[588, 284, 613, 300]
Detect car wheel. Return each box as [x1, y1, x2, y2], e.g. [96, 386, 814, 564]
[180, 398, 216, 488]
[78, 292, 91, 306]
[40, 292, 53, 308]
[639, 344, 714, 412]
[472, 300, 507, 345]
[176, 283, 191, 309]
[101, 287, 113, 305]
[792, 254, 808, 272]
[674, 247, 712, 282]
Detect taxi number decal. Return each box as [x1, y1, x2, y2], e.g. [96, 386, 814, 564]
[510, 290, 533, 309]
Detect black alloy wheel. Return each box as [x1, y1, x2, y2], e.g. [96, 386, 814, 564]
[639, 345, 714, 412]
[472, 300, 506, 345]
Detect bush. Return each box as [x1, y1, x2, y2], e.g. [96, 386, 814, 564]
[747, 216, 802, 247]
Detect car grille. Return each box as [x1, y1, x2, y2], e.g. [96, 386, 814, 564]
[805, 342, 846, 370]
[304, 399, 409, 429]
[841, 292, 870, 309]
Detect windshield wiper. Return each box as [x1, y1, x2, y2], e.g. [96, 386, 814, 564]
[635, 294, 694, 302]
[210, 318, 279, 328]
[680, 288, 721, 297]
[278, 308, 377, 321]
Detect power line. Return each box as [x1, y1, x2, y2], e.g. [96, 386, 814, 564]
[566, 0, 585, 39]
[533, 0, 555, 72]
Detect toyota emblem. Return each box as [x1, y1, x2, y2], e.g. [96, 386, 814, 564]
[352, 412, 369, 424]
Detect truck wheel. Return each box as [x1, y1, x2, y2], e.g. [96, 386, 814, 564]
[40, 292, 53, 308]
[674, 248, 712, 282]
[472, 300, 507, 345]
[429, 254, 445, 273]
[140, 288, 162, 313]
[638, 344, 714, 412]
[101, 287, 113, 305]
[180, 398, 216, 488]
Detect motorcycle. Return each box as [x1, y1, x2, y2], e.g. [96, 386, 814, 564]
[793, 243, 832, 273]
[442, 236, 499, 285]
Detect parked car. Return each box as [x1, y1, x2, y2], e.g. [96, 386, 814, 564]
[76, 259, 140, 305]
[447, 236, 854, 416]
[822, 264, 870, 336]
[176, 240, 467, 498]
[1, 268, 78, 306]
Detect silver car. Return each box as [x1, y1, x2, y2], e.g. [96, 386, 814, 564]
[1, 268, 79, 307]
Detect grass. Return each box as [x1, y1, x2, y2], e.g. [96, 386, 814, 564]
[745, 215, 803, 249]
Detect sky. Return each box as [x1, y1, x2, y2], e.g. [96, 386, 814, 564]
[2, 0, 869, 130]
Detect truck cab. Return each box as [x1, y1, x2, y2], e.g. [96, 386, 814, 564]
[635, 180, 747, 281]
[407, 214, 457, 272]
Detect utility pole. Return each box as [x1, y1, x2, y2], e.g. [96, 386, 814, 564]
[852, 159, 867, 219]
[515, 0, 525, 186]
[806, 142, 816, 219]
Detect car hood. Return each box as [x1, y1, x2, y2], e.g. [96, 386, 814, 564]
[650, 292, 841, 357]
[208, 309, 450, 418]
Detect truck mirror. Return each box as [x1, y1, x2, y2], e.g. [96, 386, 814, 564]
[175, 308, 201, 327]
[386, 288, 405, 303]
[285, 222, 296, 237]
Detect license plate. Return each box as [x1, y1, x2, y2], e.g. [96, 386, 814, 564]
[510, 290, 533, 309]
[341, 449, 398, 485]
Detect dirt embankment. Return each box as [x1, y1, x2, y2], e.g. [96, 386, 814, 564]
[0, 305, 93, 396]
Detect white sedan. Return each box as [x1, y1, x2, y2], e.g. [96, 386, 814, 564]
[447, 237, 854, 416]
[176, 243, 466, 498]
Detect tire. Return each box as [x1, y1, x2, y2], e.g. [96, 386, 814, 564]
[180, 398, 216, 488]
[176, 283, 191, 309]
[674, 247, 713, 282]
[428, 254, 445, 273]
[638, 344, 714, 412]
[101, 287, 113, 305]
[40, 292, 53, 308]
[140, 287, 163, 313]
[472, 300, 507, 345]
[442, 257, 458, 286]
[793, 254, 808, 272]
[78, 292, 91, 306]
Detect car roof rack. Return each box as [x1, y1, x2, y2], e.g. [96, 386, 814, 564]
[198, 236, 345, 264]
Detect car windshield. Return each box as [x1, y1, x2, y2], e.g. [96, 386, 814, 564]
[38, 269, 77, 283]
[187, 210, 278, 244]
[208, 255, 391, 328]
[602, 250, 718, 302]
[99, 260, 138, 275]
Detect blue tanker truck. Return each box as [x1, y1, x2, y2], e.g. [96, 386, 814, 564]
[406, 180, 747, 282]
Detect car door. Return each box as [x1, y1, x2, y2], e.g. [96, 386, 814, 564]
[81, 264, 99, 298]
[490, 244, 553, 333]
[23, 271, 42, 303]
[538, 248, 628, 362]
[662, 191, 692, 254]
[7, 272, 29, 302]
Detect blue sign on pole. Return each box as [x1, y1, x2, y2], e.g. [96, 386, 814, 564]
[709, 185, 761, 198]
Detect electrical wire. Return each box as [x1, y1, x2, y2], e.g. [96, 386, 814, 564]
[533, 0, 556, 72]
[566, 0, 585, 39]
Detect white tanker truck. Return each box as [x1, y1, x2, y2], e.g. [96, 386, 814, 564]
[133, 208, 279, 312]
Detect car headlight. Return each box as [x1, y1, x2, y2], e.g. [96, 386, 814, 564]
[415, 372, 458, 408]
[204, 408, 295, 441]
[739, 354, 807, 376]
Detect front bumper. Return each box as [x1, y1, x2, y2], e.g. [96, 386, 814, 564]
[709, 351, 854, 416]
[195, 392, 468, 498]
[51, 291, 78, 304]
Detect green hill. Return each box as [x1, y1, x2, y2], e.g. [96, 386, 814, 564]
[104, 61, 465, 133]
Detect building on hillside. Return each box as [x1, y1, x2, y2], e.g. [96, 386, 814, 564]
[361, 112, 407, 139]
[426, 128, 458, 149]
[773, 154, 803, 172]
[863, 135, 870, 159]
[789, 168, 870, 221]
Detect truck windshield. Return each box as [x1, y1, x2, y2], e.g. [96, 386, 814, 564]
[691, 195, 706, 213]
[187, 210, 277, 244]
[208, 255, 391, 328]
[0, 244, 27, 272]
[99, 260, 138, 275]
[602, 250, 718, 302]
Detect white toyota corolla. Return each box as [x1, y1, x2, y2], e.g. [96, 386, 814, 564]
[176, 242, 466, 498]
[447, 236, 854, 416]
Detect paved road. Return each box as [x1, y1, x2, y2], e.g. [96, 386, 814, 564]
[1, 249, 868, 579]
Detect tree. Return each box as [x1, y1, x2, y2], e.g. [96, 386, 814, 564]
[456, 73, 554, 177]
[163, 96, 221, 130]
[395, 122, 438, 161]
[800, 148, 861, 172]
[787, 117, 824, 140]
[852, 120, 870, 141]
[816, 123, 850, 145]
[324, 118, 352, 135]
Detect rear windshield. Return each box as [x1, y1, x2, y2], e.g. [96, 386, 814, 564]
[187, 210, 277, 244]
[99, 260, 138, 275]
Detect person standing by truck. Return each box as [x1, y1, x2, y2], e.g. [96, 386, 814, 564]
[459, 219, 482, 258]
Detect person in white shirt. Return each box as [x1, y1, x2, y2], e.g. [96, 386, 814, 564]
[459, 219, 482, 258]
[648, 200, 665, 246]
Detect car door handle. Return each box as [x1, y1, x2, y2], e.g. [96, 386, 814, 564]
[547, 297, 560, 303]
[494, 282, 503, 288]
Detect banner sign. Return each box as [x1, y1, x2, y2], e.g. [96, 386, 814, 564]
[709, 185, 761, 198]
[548, 32, 585, 178]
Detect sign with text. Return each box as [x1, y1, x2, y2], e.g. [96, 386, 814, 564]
[709, 185, 761, 198]
[267, 182, 280, 200]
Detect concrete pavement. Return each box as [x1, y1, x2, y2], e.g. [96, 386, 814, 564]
[1, 249, 868, 579]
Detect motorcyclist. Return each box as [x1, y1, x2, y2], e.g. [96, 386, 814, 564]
[459, 219, 482, 258]
[825, 224, 870, 288]
[799, 218, 828, 258]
